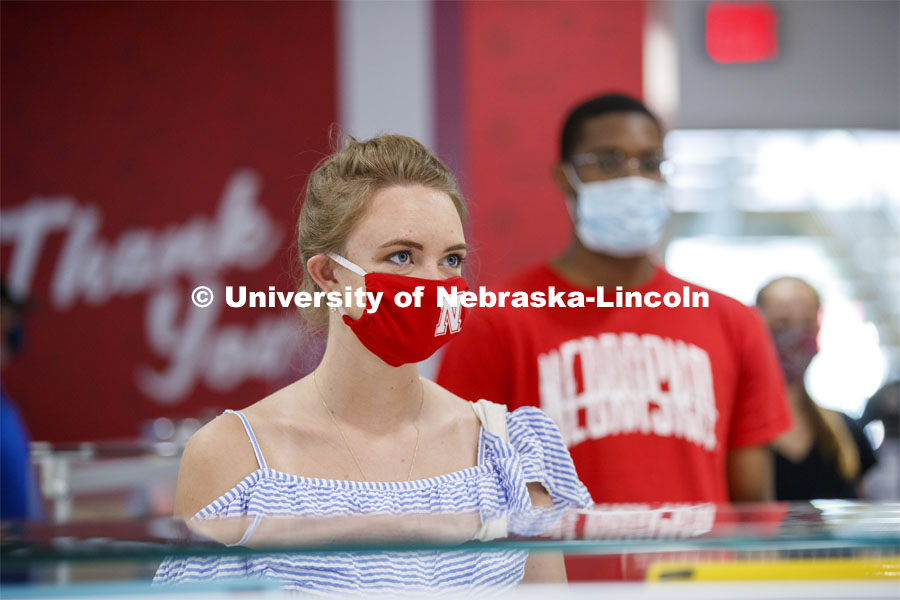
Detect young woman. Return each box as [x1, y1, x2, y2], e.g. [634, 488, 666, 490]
[155, 134, 592, 594]
[756, 276, 877, 501]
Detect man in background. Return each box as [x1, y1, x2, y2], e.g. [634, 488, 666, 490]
[438, 93, 791, 504]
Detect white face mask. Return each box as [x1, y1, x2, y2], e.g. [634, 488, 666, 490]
[563, 165, 670, 258]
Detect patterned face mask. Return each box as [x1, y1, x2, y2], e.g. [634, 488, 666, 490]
[770, 326, 819, 384]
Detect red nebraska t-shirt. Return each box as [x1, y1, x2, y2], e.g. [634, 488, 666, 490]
[437, 264, 791, 503]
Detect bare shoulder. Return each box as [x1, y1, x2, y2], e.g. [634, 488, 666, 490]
[173, 410, 261, 518]
[424, 379, 482, 426]
[419, 379, 482, 472]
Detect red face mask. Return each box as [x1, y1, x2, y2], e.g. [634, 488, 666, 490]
[329, 254, 469, 367]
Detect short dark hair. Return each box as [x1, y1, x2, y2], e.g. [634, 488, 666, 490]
[559, 93, 661, 161]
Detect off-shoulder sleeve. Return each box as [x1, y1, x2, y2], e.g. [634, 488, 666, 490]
[506, 407, 593, 508]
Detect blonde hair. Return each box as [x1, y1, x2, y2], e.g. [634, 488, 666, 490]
[296, 134, 467, 331]
[814, 404, 861, 482]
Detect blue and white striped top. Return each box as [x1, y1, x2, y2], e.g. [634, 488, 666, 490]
[154, 405, 592, 595]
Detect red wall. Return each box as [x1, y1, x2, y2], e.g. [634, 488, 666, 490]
[1, 1, 643, 443]
[459, 1, 645, 285]
[1, 2, 336, 442]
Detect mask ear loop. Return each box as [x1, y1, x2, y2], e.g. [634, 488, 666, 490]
[326, 253, 367, 318]
[560, 163, 582, 224]
[327, 253, 367, 277]
[561, 162, 583, 192]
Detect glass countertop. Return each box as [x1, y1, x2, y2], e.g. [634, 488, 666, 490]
[2, 502, 898, 567]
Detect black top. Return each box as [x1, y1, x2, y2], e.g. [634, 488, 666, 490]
[774, 412, 878, 501]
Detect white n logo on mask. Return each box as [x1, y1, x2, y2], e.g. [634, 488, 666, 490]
[435, 303, 463, 336]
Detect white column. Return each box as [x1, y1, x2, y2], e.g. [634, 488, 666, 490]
[338, 0, 434, 148]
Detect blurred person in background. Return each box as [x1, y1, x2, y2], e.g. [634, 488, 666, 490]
[157, 135, 591, 593]
[438, 93, 792, 504]
[756, 276, 876, 500]
[0, 282, 43, 522]
[859, 380, 899, 501]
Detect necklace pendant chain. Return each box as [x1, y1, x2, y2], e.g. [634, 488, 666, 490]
[313, 371, 424, 483]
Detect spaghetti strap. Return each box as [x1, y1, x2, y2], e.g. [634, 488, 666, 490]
[223, 410, 268, 470]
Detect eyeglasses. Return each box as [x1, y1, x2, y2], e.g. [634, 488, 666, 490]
[569, 150, 669, 177]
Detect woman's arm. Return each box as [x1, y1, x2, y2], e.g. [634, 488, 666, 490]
[224, 511, 482, 548]
[521, 482, 567, 583]
[173, 415, 260, 543]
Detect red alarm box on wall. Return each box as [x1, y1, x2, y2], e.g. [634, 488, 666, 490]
[706, 1, 779, 64]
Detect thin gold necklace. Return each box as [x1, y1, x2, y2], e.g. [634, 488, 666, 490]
[312, 371, 424, 482]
